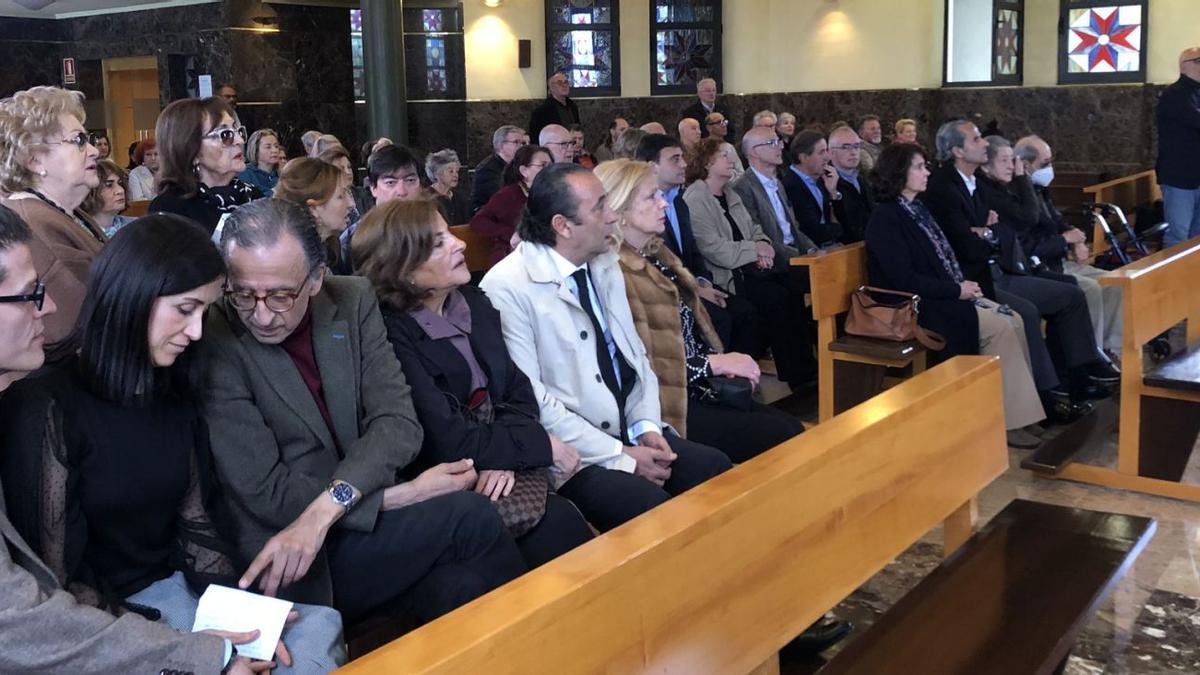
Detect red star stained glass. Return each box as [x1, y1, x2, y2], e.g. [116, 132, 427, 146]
[1067, 6, 1142, 73]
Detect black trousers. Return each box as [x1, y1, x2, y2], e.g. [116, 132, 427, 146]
[703, 292, 761, 357]
[686, 398, 805, 463]
[997, 273, 1100, 372]
[734, 270, 817, 386]
[327, 491, 527, 624]
[513, 493, 595, 569]
[556, 432, 732, 532]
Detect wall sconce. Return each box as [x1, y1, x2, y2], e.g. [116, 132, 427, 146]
[483, 0, 504, 7]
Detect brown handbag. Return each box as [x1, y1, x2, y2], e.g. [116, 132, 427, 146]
[844, 286, 947, 350]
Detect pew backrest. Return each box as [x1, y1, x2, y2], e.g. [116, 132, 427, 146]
[794, 241, 867, 321]
[1101, 237, 1200, 350]
[1083, 170, 1161, 255]
[336, 355, 1008, 675]
[124, 200, 151, 218]
[448, 223, 493, 273]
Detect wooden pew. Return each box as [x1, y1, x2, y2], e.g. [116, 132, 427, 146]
[791, 242, 927, 423]
[1083, 170, 1161, 257]
[337, 356, 1009, 674]
[1042, 237, 1200, 501]
[448, 223, 492, 274]
[124, 199, 151, 218]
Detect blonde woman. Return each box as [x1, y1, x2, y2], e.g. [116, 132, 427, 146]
[273, 157, 354, 273]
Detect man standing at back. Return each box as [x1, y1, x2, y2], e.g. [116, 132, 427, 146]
[681, 78, 735, 140]
[529, 72, 580, 141]
[1158, 47, 1200, 247]
[481, 164, 731, 532]
[204, 199, 526, 626]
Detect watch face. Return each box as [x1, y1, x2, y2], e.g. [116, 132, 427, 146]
[331, 483, 354, 504]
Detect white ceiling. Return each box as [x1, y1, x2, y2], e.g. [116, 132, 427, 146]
[0, 0, 217, 19]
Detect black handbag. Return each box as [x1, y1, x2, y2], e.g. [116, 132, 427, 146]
[699, 375, 754, 411]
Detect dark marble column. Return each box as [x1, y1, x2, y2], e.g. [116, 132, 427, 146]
[362, 0, 408, 144]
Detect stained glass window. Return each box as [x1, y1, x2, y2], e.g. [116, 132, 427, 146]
[652, 1, 722, 95]
[1058, 1, 1146, 83]
[351, 4, 465, 103]
[944, 0, 1023, 86]
[545, 0, 620, 97]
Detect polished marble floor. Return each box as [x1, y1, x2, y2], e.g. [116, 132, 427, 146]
[769, 406, 1200, 674]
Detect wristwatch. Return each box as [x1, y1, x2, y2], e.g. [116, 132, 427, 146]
[327, 480, 358, 510]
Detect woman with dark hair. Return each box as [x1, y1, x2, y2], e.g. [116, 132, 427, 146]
[593, 116, 630, 162]
[865, 143, 1046, 444]
[469, 144, 552, 265]
[148, 97, 261, 235]
[273, 157, 354, 273]
[90, 131, 110, 160]
[238, 128, 282, 196]
[352, 199, 594, 568]
[598, 159, 805, 461]
[81, 158, 134, 237]
[0, 214, 346, 672]
[125, 140, 139, 170]
[684, 137, 815, 391]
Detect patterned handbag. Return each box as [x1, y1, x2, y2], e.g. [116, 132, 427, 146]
[464, 389, 549, 537]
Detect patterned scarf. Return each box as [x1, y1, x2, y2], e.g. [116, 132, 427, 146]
[898, 196, 964, 283]
[197, 178, 258, 213]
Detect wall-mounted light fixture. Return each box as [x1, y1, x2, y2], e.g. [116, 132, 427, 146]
[483, 0, 504, 7]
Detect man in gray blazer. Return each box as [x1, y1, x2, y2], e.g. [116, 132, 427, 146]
[205, 200, 525, 625]
[733, 125, 817, 267]
[480, 164, 731, 532]
[0, 209, 256, 674]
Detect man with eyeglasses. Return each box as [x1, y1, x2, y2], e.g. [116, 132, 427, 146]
[204, 199, 526, 629]
[827, 125, 876, 243]
[1157, 47, 1200, 247]
[734, 126, 816, 268]
[473, 125, 527, 214]
[529, 71, 580, 141]
[0, 208, 268, 674]
[681, 77, 735, 140]
[538, 124, 576, 164]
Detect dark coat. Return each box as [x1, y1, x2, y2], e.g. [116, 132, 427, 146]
[1025, 185, 1071, 269]
[975, 172, 1038, 276]
[679, 99, 735, 140]
[528, 95, 580, 141]
[920, 163, 997, 299]
[865, 201, 981, 362]
[148, 182, 261, 235]
[663, 189, 715, 282]
[832, 174, 876, 244]
[781, 167, 842, 246]
[1156, 75, 1200, 189]
[472, 153, 507, 214]
[469, 183, 527, 265]
[380, 287, 553, 474]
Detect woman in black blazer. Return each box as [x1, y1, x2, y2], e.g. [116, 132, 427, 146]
[865, 143, 1047, 443]
[353, 199, 594, 568]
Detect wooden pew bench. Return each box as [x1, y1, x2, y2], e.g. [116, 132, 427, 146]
[1035, 237, 1200, 501]
[448, 223, 493, 275]
[791, 242, 927, 423]
[820, 499, 1155, 675]
[336, 356, 1009, 674]
[124, 199, 151, 218]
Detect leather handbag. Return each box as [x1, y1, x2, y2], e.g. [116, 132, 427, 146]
[463, 390, 549, 537]
[699, 375, 754, 411]
[844, 286, 947, 350]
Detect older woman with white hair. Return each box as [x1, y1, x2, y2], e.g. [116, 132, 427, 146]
[424, 148, 471, 225]
[0, 85, 106, 364]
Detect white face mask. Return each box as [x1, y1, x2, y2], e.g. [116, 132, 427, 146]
[1030, 164, 1055, 187]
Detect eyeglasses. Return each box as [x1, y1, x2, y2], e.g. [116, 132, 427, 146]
[224, 274, 316, 313]
[545, 140, 574, 147]
[39, 131, 90, 150]
[501, 139, 528, 147]
[831, 143, 863, 151]
[203, 126, 248, 147]
[752, 138, 784, 149]
[0, 281, 46, 311]
[706, 119, 729, 126]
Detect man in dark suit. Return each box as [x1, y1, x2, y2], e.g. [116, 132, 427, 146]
[473, 124, 527, 214]
[637, 133, 760, 354]
[680, 78, 736, 140]
[529, 71, 580, 142]
[205, 199, 526, 625]
[828, 125, 876, 243]
[781, 130, 843, 246]
[733, 126, 817, 264]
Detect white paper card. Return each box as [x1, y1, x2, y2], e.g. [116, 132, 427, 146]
[192, 585, 293, 662]
[198, 74, 213, 98]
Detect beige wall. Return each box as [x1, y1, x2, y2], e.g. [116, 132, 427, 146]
[464, 0, 1196, 101]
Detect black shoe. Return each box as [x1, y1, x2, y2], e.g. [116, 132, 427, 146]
[1078, 383, 1113, 401]
[785, 616, 853, 653]
[1087, 362, 1121, 386]
[1045, 398, 1094, 426]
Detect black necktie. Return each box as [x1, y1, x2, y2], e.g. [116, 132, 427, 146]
[572, 268, 628, 439]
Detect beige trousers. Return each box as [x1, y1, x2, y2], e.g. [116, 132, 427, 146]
[976, 299, 1046, 429]
[1063, 260, 1124, 355]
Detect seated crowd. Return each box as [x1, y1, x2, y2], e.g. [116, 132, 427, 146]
[0, 71, 1126, 672]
